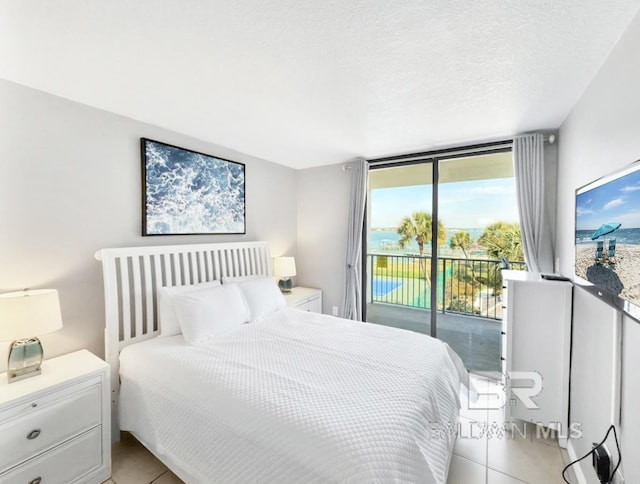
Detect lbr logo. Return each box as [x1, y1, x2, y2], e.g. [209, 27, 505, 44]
[472, 371, 542, 410]
[507, 371, 543, 409]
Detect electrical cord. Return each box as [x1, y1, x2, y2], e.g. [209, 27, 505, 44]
[562, 424, 621, 483]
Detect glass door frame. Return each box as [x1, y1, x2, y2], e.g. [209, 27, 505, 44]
[362, 140, 513, 337]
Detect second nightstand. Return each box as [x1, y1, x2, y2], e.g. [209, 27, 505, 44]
[284, 287, 322, 313]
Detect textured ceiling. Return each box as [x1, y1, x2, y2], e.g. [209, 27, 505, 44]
[2, 1, 639, 169]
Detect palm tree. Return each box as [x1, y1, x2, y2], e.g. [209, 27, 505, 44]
[397, 212, 445, 282]
[450, 230, 476, 281]
[478, 222, 523, 261]
[478, 222, 524, 294]
[397, 211, 446, 255]
[449, 230, 473, 259]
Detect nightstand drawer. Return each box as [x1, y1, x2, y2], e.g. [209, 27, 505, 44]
[1, 426, 102, 484]
[0, 384, 102, 471]
[284, 287, 322, 313]
[294, 295, 321, 312]
[0, 377, 100, 423]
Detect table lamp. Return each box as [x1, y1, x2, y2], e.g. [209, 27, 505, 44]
[0, 289, 63, 383]
[273, 257, 296, 293]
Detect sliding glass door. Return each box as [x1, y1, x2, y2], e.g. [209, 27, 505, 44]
[364, 148, 523, 373]
[366, 162, 434, 334]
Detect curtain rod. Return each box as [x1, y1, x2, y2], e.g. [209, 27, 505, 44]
[367, 134, 556, 166]
[367, 139, 513, 164]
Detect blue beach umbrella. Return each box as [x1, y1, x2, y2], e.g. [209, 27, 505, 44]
[591, 222, 621, 240]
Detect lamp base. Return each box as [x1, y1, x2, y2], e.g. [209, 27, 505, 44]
[7, 337, 43, 383]
[278, 278, 293, 294]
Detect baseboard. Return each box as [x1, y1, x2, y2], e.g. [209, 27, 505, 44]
[567, 439, 588, 484]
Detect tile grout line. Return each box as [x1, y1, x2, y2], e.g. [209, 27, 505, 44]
[150, 470, 169, 483]
[484, 375, 531, 484]
[485, 403, 490, 483]
[485, 466, 530, 483]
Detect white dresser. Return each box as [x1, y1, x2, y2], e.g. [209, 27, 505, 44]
[284, 287, 322, 313]
[0, 350, 111, 484]
[501, 270, 573, 447]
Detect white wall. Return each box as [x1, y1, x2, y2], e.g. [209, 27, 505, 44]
[557, 10, 640, 483]
[296, 164, 351, 315]
[0, 79, 297, 371]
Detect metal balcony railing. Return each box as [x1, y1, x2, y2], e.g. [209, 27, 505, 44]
[367, 254, 526, 320]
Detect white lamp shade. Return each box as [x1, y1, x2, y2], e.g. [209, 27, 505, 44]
[273, 257, 297, 278]
[0, 289, 63, 341]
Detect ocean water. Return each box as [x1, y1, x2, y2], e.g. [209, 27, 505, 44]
[145, 141, 245, 234]
[369, 228, 485, 253]
[576, 227, 640, 245]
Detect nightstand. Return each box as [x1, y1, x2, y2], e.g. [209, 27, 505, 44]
[0, 350, 111, 484]
[284, 287, 323, 313]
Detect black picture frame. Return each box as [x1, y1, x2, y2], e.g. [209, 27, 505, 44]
[141, 138, 246, 236]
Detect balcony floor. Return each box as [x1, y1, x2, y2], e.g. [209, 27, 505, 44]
[366, 303, 502, 373]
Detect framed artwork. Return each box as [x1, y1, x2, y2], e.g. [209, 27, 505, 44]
[141, 138, 246, 235]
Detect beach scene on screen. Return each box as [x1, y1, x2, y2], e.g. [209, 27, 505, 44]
[576, 166, 640, 306]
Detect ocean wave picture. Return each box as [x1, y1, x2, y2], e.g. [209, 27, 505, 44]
[142, 139, 245, 235]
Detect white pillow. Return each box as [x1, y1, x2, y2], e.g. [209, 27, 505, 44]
[231, 277, 286, 320]
[172, 284, 250, 346]
[157, 280, 221, 337]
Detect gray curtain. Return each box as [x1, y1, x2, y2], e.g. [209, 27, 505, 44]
[342, 158, 368, 320]
[513, 133, 554, 273]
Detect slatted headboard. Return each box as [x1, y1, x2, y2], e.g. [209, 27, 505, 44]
[95, 241, 272, 432]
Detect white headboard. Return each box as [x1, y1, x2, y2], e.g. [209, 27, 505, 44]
[95, 240, 272, 432]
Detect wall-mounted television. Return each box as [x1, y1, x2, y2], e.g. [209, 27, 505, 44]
[575, 160, 640, 321]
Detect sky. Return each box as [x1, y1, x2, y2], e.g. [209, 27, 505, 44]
[576, 166, 640, 231]
[370, 178, 519, 229]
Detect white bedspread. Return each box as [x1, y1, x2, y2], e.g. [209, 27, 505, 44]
[119, 309, 466, 483]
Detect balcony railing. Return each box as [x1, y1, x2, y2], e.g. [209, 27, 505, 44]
[367, 254, 526, 320]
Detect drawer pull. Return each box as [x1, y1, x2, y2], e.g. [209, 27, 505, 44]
[31, 402, 38, 408]
[26, 429, 41, 440]
[29, 478, 42, 484]
[501, 331, 506, 335]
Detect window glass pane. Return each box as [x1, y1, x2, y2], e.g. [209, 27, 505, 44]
[437, 152, 522, 375]
[366, 163, 434, 333]
[365, 150, 525, 376]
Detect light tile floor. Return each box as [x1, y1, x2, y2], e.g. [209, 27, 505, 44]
[105, 376, 576, 484]
[451, 376, 577, 484]
[104, 432, 182, 484]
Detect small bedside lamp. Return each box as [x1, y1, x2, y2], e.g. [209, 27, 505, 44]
[0, 289, 63, 383]
[273, 257, 296, 294]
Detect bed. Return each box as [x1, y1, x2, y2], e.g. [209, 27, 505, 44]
[96, 241, 468, 484]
